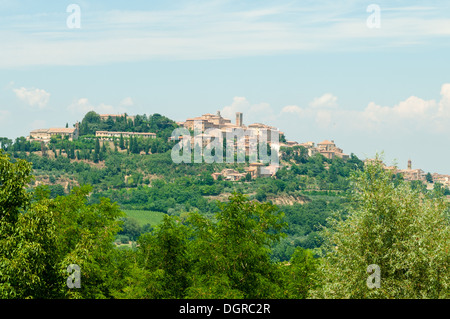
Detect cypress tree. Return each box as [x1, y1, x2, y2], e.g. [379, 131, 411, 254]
[119, 134, 124, 150]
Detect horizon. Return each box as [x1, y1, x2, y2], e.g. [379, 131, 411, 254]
[1, 0, 450, 174]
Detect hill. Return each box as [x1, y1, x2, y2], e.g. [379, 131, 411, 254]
[3, 111, 449, 261]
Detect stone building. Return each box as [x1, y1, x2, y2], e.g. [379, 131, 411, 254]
[29, 122, 79, 142]
[316, 140, 349, 160]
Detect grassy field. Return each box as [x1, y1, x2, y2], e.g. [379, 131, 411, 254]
[122, 209, 165, 227]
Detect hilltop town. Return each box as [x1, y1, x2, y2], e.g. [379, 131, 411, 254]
[24, 110, 450, 191]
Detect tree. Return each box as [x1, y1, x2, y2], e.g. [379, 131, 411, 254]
[118, 217, 142, 241]
[0, 150, 125, 299]
[281, 247, 320, 299]
[121, 215, 191, 299]
[70, 145, 75, 160]
[186, 193, 287, 298]
[0, 150, 60, 298]
[426, 172, 433, 183]
[129, 136, 134, 154]
[0, 137, 12, 150]
[80, 111, 101, 136]
[119, 134, 125, 150]
[94, 138, 100, 163]
[312, 155, 450, 298]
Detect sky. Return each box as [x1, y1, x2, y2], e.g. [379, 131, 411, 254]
[1, 0, 450, 174]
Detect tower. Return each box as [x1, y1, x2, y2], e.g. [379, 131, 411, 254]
[236, 112, 243, 127]
[74, 121, 80, 140]
[407, 159, 412, 170]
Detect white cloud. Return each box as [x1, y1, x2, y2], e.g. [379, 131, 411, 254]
[120, 97, 134, 107]
[3, 2, 450, 67]
[278, 83, 450, 135]
[13, 87, 50, 108]
[438, 83, 450, 117]
[358, 89, 450, 133]
[220, 96, 250, 120]
[220, 96, 276, 125]
[309, 93, 338, 108]
[67, 98, 129, 115]
[281, 105, 303, 115]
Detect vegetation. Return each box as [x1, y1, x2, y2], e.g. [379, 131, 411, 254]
[311, 156, 450, 298]
[0, 111, 449, 299]
[0, 150, 123, 298]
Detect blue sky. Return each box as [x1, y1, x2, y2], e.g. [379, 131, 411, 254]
[1, 0, 450, 174]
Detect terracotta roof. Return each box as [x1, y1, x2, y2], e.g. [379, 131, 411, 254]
[249, 162, 264, 166]
[318, 140, 335, 145]
[48, 128, 75, 133]
[100, 114, 125, 117]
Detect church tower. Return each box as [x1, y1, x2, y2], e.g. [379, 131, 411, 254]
[236, 112, 243, 127]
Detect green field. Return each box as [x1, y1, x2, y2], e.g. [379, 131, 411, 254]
[122, 209, 165, 227]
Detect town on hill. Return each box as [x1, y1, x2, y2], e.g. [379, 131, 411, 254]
[20, 110, 450, 190]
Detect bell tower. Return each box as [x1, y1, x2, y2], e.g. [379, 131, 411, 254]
[236, 112, 243, 127]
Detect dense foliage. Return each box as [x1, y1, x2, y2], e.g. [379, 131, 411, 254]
[0, 149, 320, 298]
[312, 157, 450, 298]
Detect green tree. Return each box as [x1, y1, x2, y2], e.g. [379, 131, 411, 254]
[186, 193, 287, 298]
[0, 150, 61, 298]
[281, 247, 320, 299]
[94, 138, 100, 163]
[0, 150, 125, 299]
[119, 134, 125, 150]
[80, 111, 101, 136]
[118, 217, 142, 241]
[50, 185, 124, 299]
[119, 215, 191, 299]
[312, 155, 450, 298]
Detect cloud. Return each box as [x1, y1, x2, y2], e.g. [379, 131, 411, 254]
[438, 83, 450, 117]
[220, 96, 276, 125]
[358, 88, 450, 134]
[120, 97, 134, 107]
[13, 87, 50, 108]
[281, 105, 302, 115]
[3, 2, 450, 67]
[67, 98, 129, 115]
[278, 83, 450, 135]
[220, 96, 250, 120]
[309, 93, 338, 108]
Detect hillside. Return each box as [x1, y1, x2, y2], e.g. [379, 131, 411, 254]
[4, 111, 450, 261]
